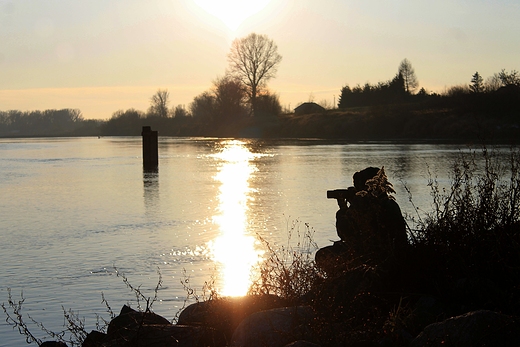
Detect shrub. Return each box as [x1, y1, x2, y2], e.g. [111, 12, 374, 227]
[414, 146, 520, 311]
[248, 219, 321, 303]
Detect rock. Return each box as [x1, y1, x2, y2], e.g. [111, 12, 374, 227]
[96, 305, 225, 347]
[107, 305, 171, 340]
[230, 306, 316, 347]
[410, 310, 520, 347]
[403, 296, 448, 335]
[107, 305, 172, 340]
[178, 294, 287, 343]
[82, 330, 107, 347]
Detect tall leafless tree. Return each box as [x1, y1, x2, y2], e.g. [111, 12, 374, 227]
[398, 58, 419, 94]
[149, 89, 170, 118]
[227, 33, 282, 116]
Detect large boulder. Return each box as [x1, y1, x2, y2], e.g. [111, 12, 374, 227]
[83, 305, 225, 347]
[178, 294, 287, 343]
[230, 306, 316, 347]
[410, 310, 520, 347]
[107, 305, 171, 340]
[402, 296, 449, 336]
[82, 330, 107, 347]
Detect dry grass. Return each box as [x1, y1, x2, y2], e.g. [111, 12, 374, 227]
[248, 219, 321, 304]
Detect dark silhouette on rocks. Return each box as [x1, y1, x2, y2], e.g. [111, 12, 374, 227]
[315, 167, 408, 275]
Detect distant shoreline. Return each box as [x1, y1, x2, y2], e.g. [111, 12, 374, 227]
[1, 105, 519, 144]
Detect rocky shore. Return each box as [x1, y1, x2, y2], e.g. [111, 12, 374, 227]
[44, 302, 520, 347]
[42, 275, 520, 347]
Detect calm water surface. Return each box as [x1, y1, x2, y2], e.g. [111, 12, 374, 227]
[0, 137, 495, 345]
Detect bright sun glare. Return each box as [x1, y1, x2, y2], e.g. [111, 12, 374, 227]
[194, 0, 272, 31]
[208, 141, 264, 296]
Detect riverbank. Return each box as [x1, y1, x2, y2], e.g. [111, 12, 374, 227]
[2, 102, 520, 143]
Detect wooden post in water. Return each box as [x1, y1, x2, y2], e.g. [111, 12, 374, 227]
[141, 126, 158, 170]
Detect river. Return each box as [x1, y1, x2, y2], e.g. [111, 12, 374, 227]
[0, 137, 497, 346]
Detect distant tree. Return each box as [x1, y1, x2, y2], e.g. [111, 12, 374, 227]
[227, 33, 282, 116]
[173, 105, 190, 118]
[148, 89, 170, 118]
[337, 85, 352, 108]
[498, 69, 520, 87]
[101, 109, 144, 136]
[213, 75, 248, 122]
[338, 72, 406, 109]
[255, 92, 282, 117]
[417, 87, 428, 96]
[190, 91, 216, 122]
[415, 87, 430, 101]
[445, 85, 470, 97]
[398, 58, 419, 94]
[470, 72, 484, 93]
[388, 72, 406, 97]
[486, 74, 502, 92]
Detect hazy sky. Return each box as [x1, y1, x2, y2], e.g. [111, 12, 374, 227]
[1, 0, 519, 120]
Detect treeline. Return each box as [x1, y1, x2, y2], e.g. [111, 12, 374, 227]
[338, 73, 409, 108]
[1, 63, 519, 140]
[99, 76, 283, 137]
[0, 109, 101, 137]
[338, 59, 520, 113]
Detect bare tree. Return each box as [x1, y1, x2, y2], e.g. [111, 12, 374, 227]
[498, 69, 520, 87]
[227, 33, 282, 116]
[485, 70, 520, 91]
[149, 89, 170, 118]
[398, 59, 419, 94]
[485, 74, 501, 92]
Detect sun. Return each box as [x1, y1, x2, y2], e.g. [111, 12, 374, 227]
[194, 0, 271, 31]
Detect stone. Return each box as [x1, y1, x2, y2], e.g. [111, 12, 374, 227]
[410, 310, 520, 347]
[95, 305, 226, 347]
[178, 294, 287, 343]
[107, 305, 171, 340]
[230, 306, 316, 347]
[82, 330, 107, 347]
[403, 296, 448, 336]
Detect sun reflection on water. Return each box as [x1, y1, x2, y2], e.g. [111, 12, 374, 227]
[208, 140, 264, 296]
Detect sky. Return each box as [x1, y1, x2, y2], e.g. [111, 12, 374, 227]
[1, 0, 519, 120]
